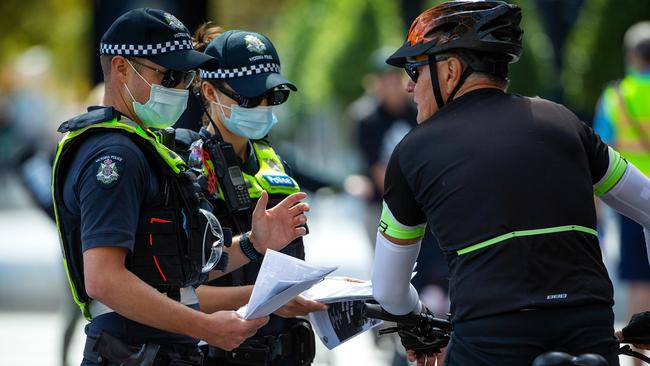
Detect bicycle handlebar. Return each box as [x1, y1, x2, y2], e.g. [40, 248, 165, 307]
[363, 303, 452, 330]
[362, 302, 452, 356]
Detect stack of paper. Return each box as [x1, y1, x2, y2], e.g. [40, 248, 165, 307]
[302, 277, 373, 303]
[237, 250, 337, 320]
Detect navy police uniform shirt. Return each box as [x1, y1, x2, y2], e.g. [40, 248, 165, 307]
[61, 130, 198, 346]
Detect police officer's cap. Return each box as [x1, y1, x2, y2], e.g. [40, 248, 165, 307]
[100, 8, 218, 71]
[199, 30, 297, 98]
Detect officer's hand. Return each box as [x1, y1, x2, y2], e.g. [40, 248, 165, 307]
[274, 295, 327, 318]
[250, 191, 309, 253]
[200, 311, 268, 350]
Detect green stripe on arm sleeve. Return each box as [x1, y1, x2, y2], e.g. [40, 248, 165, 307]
[594, 147, 628, 197]
[378, 202, 426, 240]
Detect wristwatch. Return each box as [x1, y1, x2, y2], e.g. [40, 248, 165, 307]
[240, 231, 263, 262]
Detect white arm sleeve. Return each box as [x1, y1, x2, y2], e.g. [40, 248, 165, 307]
[371, 232, 421, 315]
[599, 162, 650, 264]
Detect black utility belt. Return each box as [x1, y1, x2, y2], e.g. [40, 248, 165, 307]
[83, 331, 203, 366]
[206, 319, 316, 366]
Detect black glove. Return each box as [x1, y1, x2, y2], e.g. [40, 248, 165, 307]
[396, 307, 450, 357]
[622, 311, 650, 344]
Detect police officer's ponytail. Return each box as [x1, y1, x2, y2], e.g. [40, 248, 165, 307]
[192, 21, 224, 52]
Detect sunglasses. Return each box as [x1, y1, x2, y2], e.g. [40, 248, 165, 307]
[404, 55, 450, 83]
[199, 208, 225, 274]
[127, 58, 196, 89]
[216, 82, 290, 108]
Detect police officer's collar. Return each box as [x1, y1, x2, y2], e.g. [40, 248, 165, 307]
[240, 141, 259, 175]
[58, 106, 121, 133]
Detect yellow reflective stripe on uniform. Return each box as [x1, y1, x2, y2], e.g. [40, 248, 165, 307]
[378, 201, 426, 240]
[594, 147, 628, 197]
[63, 258, 92, 319]
[58, 118, 186, 174]
[456, 225, 598, 255]
[604, 75, 650, 175]
[253, 141, 300, 196]
[204, 141, 300, 200]
[52, 137, 93, 319]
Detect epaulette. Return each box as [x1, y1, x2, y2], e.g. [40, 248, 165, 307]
[57, 106, 120, 133]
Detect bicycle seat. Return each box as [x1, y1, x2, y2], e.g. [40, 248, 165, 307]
[532, 352, 608, 366]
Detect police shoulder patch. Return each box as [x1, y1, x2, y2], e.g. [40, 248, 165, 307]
[94, 154, 124, 188]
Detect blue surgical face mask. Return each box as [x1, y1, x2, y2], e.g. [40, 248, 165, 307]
[212, 94, 278, 140]
[124, 60, 189, 129]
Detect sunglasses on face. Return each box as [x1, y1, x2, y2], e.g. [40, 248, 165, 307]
[127, 58, 196, 89]
[404, 60, 429, 83]
[403, 55, 450, 83]
[215, 82, 290, 108]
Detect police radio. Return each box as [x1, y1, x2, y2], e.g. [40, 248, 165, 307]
[202, 137, 252, 212]
[195, 90, 252, 213]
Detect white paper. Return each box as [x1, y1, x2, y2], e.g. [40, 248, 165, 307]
[237, 250, 337, 319]
[301, 277, 381, 349]
[308, 300, 383, 350]
[302, 277, 374, 303]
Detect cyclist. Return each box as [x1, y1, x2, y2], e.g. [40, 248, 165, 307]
[370, 1, 650, 365]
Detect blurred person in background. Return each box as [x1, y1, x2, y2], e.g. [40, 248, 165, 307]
[371, 1, 650, 364]
[348, 48, 419, 243]
[2, 47, 60, 209]
[594, 21, 650, 366]
[348, 47, 449, 366]
[52, 9, 310, 365]
[0, 46, 86, 366]
[188, 25, 325, 366]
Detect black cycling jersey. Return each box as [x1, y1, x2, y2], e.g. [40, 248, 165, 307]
[383, 88, 614, 322]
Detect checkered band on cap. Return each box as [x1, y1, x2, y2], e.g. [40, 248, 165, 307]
[200, 63, 281, 79]
[99, 39, 193, 56]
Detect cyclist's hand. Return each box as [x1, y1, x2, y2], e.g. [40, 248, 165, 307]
[617, 330, 650, 350]
[407, 348, 445, 365]
[619, 311, 650, 350]
[274, 295, 327, 318]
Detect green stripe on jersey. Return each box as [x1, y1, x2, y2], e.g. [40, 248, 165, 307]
[457, 225, 598, 255]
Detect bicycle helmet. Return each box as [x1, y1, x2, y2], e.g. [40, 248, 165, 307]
[386, 0, 523, 108]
